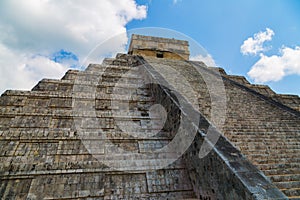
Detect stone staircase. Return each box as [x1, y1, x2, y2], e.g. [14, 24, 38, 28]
[0, 55, 197, 199]
[221, 77, 300, 199]
[145, 57, 300, 199]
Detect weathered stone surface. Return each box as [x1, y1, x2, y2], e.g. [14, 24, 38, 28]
[0, 53, 197, 199]
[1, 34, 299, 199]
[142, 57, 289, 199]
[144, 55, 299, 199]
[129, 34, 190, 60]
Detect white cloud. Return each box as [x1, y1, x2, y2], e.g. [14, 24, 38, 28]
[0, 0, 147, 94]
[240, 28, 274, 55]
[190, 54, 217, 67]
[247, 46, 300, 82]
[0, 42, 69, 91]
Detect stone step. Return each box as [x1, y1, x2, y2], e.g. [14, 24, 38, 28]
[226, 129, 300, 134]
[224, 123, 300, 128]
[0, 104, 163, 119]
[288, 196, 300, 199]
[226, 119, 300, 124]
[101, 71, 142, 79]
[32, 79, 74, 92]
[0, 128, 173, 141]
[243, 149, 300, 156]
[0, 92, 153, 108]
[228, 134, 300, 141]
[87, 63, 138, 72]
[251, 157, 300, 165]
[101, 57, 141, 67]
[225, 124, 300, 129]
[102, 58, 135, 67]
[242, 151, 300, 160]
[225, 116, 299, 121]
[45, 73, 143, 85]
[258, 162, 300, 171]
[239, 145, 300, 152]
[101, 77, 143, 84]
[224, 119, 300, 124]
[101, 77, 144, 85]
[233, 140, 300, 146]
[0, 159, 186, 177]
[32, 76, 148, 90]
[239, 144, 300, 151]
[97, 87, 149, 97]
[275, 181, 300, 190]
[229, 137, 300, 143]
[1, 90, 72, 98]
[260, 168, 300, 178]
[246, 153, 300, 161]
[225, 130, 300, 134]
[227, 130, 300, 134]
[103, 115, 163, 121]
[224, 75, 249, 85]
[97, 81, 148, 89]
[280, 188, 300, 197]
[95, 102, 154, 112]
[61, 69, 79, 80]
[269, 174, 300, 183]
[227, 129, 300, 133]
[227, 119, 299, 123]
[0, 107, 163, 118]
[81, 126, 165, 133]
[95, 94, 154, 102]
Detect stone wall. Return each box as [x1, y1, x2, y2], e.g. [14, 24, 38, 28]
[129, 34, 190, 60]
[131, 49, 188, 60]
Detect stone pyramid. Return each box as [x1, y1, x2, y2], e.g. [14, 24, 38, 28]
[0, 34, 299, 199]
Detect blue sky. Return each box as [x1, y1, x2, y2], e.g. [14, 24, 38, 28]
[0, 0, 299, 96]
[126, 0, 300, 95]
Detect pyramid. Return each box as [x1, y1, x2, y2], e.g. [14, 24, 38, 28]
[0, 34, 299, 199]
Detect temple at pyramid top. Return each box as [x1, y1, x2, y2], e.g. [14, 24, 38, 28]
[128, 34, 190, 60]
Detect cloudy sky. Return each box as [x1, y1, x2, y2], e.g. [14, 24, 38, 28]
[0, 0, 299, 96]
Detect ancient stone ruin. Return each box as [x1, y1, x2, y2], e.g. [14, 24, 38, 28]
[0, 34, 299, 199]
